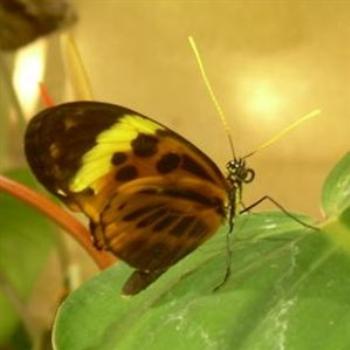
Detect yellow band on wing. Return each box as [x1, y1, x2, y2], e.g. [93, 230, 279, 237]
[69, 114, 162, 192]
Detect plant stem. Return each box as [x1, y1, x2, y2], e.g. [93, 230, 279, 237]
[0, 175, 116, 269]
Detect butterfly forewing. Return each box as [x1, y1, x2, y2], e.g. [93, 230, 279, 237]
[25, 101, 229, 294]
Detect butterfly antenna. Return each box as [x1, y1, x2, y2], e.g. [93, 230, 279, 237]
[188, 36, 237, 160]
[243, 109, 321, 159]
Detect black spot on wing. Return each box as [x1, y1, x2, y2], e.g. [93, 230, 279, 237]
[182, 154, 215, 182]
[156, 153, 181, 174]
[111, 152, 127, 165]
[132, 133, 159, 157]
[116, 165, 138, 182]
[80, 187, 94, 196]
[156, 129, 226, 187]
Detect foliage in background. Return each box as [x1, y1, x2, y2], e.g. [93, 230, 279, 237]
[0, 170, 57, 348]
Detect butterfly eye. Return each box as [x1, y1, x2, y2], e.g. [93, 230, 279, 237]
[226, 160, 239, 172]
[243, 169, 255, 183]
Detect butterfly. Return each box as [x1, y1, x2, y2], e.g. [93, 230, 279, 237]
[24, 101, 255, 295]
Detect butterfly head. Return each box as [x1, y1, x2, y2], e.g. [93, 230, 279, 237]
[226, 158, 255, 188]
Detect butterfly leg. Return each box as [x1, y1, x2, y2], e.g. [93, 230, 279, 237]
[240, 195, 319, 231]
[212, 228, 233, 292]
[89, 221, 107, 250]
[239, 200, 250, 213]
[213, 190, 236, 292]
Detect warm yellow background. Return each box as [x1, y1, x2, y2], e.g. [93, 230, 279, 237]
[58, 1, 348, 219]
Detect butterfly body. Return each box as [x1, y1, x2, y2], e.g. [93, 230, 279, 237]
[25, 101, 253, 294]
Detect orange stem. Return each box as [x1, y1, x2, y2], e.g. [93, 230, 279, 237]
[0, 175, 116, 269]
[38, 82, 55, 107]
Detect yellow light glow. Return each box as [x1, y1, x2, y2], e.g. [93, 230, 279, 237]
[241, 78, 284, 117]
[13, 40, 47, 118]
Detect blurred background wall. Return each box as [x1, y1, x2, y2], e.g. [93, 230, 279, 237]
[1, 0, 349, 218]
[66, 1, 349, 219]
[3, 1, 349, 219]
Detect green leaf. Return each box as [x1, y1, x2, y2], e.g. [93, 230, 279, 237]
[53, 214, 311, 350]
[322, 152, 350, 216]
[53, 154, 350, 350]
[0, 169, 57, 346]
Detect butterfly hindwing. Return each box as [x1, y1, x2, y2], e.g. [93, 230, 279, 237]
[99, 177, 226, 271]
[25, 101, 229, 294]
